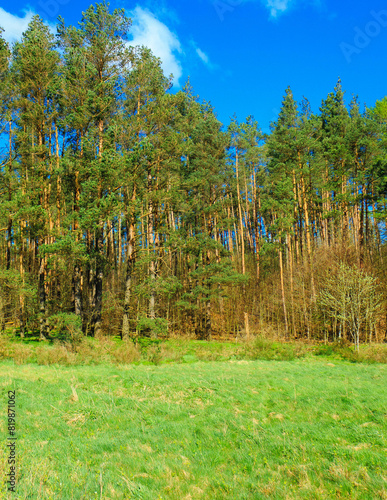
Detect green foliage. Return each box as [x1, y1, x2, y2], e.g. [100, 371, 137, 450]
[2, 2, 387, 347]
[47, 313, 83, 344]
[137, 316, 169, 339]
[245, 336, 307, 361]
[314, 341, 387, 364]
[0, 27, 9, 74]
[0, 336, 386, 366]
[0, 269, 36, 329]
[371, 96, 387, 123]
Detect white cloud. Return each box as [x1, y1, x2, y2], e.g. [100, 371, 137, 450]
[0, 7, 34, 43]
[129, 7, 183, 86]
[196, 47, 209, 65]
[263, 0, 293, 18]
[0, 7, 57, 44]
[194, 45, 217, 70]
[214, 0, 319, 20]
[261, 0, 322, 18]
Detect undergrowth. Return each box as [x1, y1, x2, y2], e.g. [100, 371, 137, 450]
[0, 334, 386, 366]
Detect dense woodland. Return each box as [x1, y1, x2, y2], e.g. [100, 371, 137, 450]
[0, 3, 387, 345]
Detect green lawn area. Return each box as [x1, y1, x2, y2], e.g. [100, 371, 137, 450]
[0, 356, 386, 499]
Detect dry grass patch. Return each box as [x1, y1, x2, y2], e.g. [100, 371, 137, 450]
[110, 341, 140, 365]
[12, 344, 34, 365]
[36, 344, 77, 366]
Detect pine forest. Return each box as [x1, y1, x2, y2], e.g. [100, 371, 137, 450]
[1, 2, 387, 349]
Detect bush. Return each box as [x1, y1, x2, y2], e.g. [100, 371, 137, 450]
[360, 345, 387, 364]
[245, 336, 306, 361]
[47, 313, 83, 346]
[337, 344, 387, 364]
[137, 317, 168, 339]
[313, 341, 387, 364]
[314, 344, 335, 356]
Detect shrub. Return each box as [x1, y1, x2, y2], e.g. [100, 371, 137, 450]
[146, 345, 163, 365]
[313, 341, 387, 364]
[337, 344, 387, 364]
[137, 317, 168, 339]
[245, 336, 306, 361]
[47, 313, 83, 346]
[314, 344, 335, 356]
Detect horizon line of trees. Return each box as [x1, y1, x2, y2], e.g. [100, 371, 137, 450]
[0, 2, 386, 346]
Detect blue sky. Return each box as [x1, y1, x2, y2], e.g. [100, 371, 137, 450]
[1, 0, 387, 132]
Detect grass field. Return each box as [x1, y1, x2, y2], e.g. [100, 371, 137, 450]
[0, 345, 386, 499]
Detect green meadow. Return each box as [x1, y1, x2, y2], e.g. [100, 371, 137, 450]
[0, 342, 386, 499]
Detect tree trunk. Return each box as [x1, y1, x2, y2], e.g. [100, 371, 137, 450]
[235, 150, 245, 275]
[279, 245, 288, 338]
[122, 188, 137, 340]
[252, 169, 260, 280]
[148, 166, 157, 331]
[38, 256, 47, 340]
[92, 227, 104, 336]
[90, 119, 105, 336]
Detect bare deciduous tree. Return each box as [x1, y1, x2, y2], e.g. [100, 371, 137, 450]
[318, 263, 382, 351]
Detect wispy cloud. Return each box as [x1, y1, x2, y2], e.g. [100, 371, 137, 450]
[214, 0, 321, 22]
[196, 47, 210, 65]
[129, 6, 183, 86]
[0, 7, 35, 43]
[262, 0, 322, 18]
[263, 0, 293, 18]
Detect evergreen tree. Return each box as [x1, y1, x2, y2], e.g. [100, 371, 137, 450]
[319, 79, 351, 244]
[12, 16, 60, 338]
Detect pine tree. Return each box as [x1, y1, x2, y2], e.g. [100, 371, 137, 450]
[60, 2, 131, 336]
[319, 79, 351, 245]
[12, 16, 60, 339]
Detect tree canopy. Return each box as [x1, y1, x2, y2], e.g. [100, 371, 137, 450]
[0, 4, 386, 347]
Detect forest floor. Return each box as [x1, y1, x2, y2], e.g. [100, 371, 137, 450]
[0, 342, 386, 499]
